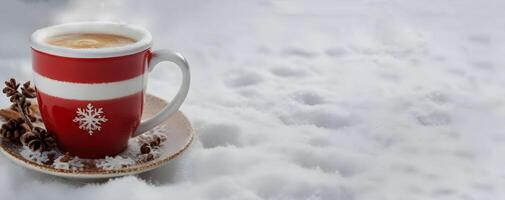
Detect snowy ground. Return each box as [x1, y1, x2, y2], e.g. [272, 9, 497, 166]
[1, 0, 505, 199]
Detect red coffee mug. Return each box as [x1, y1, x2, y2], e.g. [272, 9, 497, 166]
[30, 22, 190, 158]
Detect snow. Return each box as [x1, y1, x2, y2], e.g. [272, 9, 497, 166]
[53, 154, 84, 170]
[96, 156, 136, 170]
[1, 0, 505, 199]
[20, 147, 54, 165]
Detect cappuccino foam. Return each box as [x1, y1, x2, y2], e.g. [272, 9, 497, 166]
[45, 33, 136, 49]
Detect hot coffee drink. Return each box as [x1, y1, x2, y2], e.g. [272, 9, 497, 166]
[45, 33, 136, 49]
[32, 22, 190, 158]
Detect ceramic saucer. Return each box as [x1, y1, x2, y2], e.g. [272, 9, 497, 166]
[0, 94, 194, 179]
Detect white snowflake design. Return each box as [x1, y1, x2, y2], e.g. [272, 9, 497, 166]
[72, 103, 108, 135]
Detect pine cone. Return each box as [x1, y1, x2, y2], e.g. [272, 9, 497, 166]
[2, 78, 20, 98]
[140, 143, 151, 154]
[3, 79, 33, 112]
[0, 118, 26, 143]
[148, 135, 167, 147]
[139, 135, 167, 154]
[138, 135, 167, 161]
[21, 81, 36, 99]
[20, 127, 56, 152]
[3, 78, 38, 126]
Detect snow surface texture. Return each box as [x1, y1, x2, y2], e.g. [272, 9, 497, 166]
[0, 0, 504, 199]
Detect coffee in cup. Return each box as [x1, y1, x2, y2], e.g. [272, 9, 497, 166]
[45, 33, 136, 49]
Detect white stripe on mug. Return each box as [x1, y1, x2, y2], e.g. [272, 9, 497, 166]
[33, 72, 147, 101]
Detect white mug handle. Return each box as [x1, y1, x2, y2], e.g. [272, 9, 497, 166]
[132, 50, 191, 137]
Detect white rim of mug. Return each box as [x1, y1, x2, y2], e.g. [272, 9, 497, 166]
[30, 21, 153, 58]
